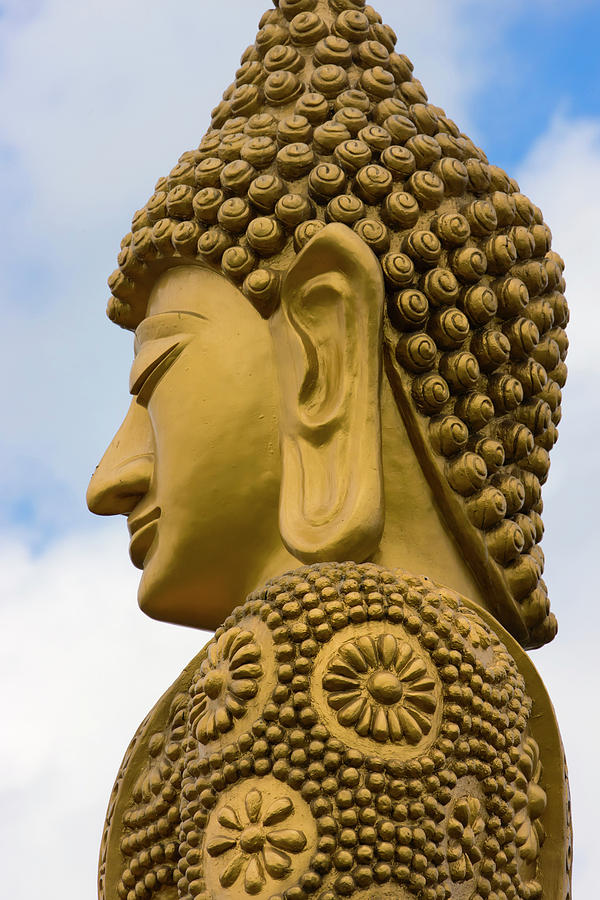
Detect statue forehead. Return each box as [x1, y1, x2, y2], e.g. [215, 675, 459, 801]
[144, 265, 257, 323]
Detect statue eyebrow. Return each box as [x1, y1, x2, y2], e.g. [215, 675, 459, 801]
[129, 336, 191, 406]
[146, 310, 208, 320]
[129, 337, 181, 393]
[134, 310, 207, 352]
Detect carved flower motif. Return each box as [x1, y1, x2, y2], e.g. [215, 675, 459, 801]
[206, 787, 308, 895]
[513, 737, 547, 862]
[323, 634, 437, 744]
[447, 795, 486, 882]
[189, 628, 262, 744]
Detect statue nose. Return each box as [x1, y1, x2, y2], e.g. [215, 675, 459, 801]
[87, 400, 154, 516]
[87, 454, 153, 516]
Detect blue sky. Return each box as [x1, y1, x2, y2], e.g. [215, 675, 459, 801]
[1, 1, 599, 897]
[473, 3, 600, 169]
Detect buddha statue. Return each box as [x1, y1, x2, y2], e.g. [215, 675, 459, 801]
[87, 2, 572, 898]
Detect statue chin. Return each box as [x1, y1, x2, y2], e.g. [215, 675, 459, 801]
[135, 534, 297, 631]
[136, 560, 237, 631]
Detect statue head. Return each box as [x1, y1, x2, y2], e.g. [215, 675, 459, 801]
[87, 0, 568, 649]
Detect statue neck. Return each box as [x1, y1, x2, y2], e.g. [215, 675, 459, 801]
[253, 377, 488, 619]
[373, 378, 488, 612]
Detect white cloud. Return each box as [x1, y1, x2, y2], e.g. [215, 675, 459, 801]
[0, 524, 207, 899]
[516, 113, 600, 372]
[515, 113, 600, 897]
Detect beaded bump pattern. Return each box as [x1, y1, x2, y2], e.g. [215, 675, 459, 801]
[110, 563, 553, 900]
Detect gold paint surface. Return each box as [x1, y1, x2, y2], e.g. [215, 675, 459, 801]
[88, 1, 572, 896]
[91, 0, 568, 647]
[98, 565, 570, 900]
[311, 620, 443, 760]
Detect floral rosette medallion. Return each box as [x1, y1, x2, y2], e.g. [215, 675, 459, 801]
[312, 621, 443, 760]
[322, 633, 438, 746]
[189, 622, 274, 747]
[204, 778, 316, 899]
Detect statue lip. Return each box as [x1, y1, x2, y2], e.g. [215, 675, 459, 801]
[128, 506, 161, 568]
[128, 505, 161, 537]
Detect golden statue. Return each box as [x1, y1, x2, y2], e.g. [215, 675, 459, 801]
[87, 2, 572, 898]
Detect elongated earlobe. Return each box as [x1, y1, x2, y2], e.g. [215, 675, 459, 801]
[270, 223, 385, 563]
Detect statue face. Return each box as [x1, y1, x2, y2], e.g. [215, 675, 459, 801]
[88, 225, 489, 634]
[87, 265, 286, 629]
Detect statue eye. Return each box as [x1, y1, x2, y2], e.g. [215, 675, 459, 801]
[129, 337, 187, 406]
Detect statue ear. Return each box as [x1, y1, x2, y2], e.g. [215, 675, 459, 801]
[270, 222, 385, 563]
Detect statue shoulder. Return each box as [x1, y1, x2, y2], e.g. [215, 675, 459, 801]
[99, 647, 207, 900]
[98, 566, 570, 900]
